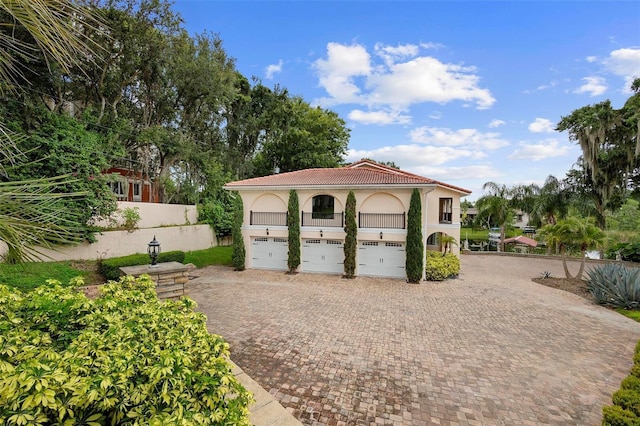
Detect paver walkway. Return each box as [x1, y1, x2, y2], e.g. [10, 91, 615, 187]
[187, 255, 640, 425]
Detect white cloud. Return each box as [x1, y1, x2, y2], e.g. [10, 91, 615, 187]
[348, 109, 411, 125]
[420, 42, 445, 50]
[586, 56, 598, 63]
[408, 126, 509, 150]
[367, 57, 496, 109]
[313, 42, 495, 110]
[374, 43, 419, 66]
[528, 118, 554, 133]
[507, 139, 570, 161]
[536, 80, 558, 91]
[573, 76, 608, 96]
[265, 60, 283, 79]
[488, 119, 505, 128]
[407, 165, 503, 181]
[604, 48, 640, 90]
[345, 144, 475, 167]
[313, 42, 371, 104]
[429, 111, 442, 120]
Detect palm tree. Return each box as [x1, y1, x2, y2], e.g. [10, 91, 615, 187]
[475, 182, 514, 252]
[0, 1, 101, 262]
[539, 217, 604, 280]
[440, 234, 458, 254]
[534, 175, 569, 226]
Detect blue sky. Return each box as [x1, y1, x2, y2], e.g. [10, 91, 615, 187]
[172, 1, 640, 200]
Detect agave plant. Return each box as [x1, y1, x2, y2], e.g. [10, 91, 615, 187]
[586, 264, 640, 309]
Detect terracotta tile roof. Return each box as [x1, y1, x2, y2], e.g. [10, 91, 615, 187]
[224, 159, 471, 195]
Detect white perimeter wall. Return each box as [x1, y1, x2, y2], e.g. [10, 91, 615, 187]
[93, 201, 198, 229]
[0, 225, 216, 262]
[0, 202, 216, 262]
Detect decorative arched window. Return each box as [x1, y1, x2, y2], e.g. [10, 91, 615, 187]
[312, 195, 334, 219]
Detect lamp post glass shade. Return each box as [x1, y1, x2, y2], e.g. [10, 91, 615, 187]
[148, 235, 161, 266]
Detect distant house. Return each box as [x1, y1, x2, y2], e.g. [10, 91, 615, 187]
[224, 159, 471, 279]
[462, 207, 531, 229]
[104, 167, 158, 203]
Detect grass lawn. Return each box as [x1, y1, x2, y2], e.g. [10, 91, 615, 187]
[461, 227, 525, 240]
[616, 308, 640, 322]
[0, 246, 234, 292]
[184, 246, 232, 268]
[0, 261, 90, 293]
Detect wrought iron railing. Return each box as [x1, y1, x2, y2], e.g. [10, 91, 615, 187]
[301, 211, 344, 227]
[358, 212, 406, 229]
[250, 211, 287, 226]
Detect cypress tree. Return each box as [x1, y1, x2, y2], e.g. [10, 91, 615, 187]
[287, 190, 300, 273]
[406, 188, 424, 283]
[343, 190, 357, 278]
[231, 193, 245, 271]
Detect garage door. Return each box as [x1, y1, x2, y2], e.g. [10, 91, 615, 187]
[358, 241, 406, 278]
[302, 239, 344, 274]
[251, 237, 288, 270]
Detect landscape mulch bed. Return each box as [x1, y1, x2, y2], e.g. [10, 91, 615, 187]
[531, 276, 594, 301]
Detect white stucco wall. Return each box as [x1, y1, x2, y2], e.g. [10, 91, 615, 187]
[236, 186, 465, 268]
[92, 201, 198, 229]
[0, 225, 216, 262]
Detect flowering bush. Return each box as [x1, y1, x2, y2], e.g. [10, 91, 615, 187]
[425, 252, 460, 281]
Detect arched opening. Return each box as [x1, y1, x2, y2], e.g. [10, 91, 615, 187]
[312, 194, 335, 219]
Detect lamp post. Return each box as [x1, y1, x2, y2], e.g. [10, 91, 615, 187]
[148, 235, 161, 267]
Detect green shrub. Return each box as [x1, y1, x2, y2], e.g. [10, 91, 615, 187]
[0, 276, 253, 425]
[613, 389, 640, 417]
[232, 193, 245, 271]
[99, 250, 186, 281]
[586, 263, 640, 309]
[604, 341, 640, 425]
[287, 190, 300, 273]
[343, 191, 357, 278]
[602, 405, 640, 426]
[607, 242, 640, 263]
[406, 189, 424, 283]
[425, 252, 461, 281]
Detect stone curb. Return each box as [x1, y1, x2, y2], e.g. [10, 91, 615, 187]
[229, 360, 303, 426]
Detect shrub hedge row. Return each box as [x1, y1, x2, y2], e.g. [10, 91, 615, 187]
[99, 250, 186, 281]
[0, 275, 253, 425]
[603, 340, 640, 425]
[425, 252, 461, 281]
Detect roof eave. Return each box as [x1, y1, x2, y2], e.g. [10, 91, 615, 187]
[223, 183, 472, 193]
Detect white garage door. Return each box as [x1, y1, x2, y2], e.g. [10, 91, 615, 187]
[358, 241, 406, 278]
[251, 237, 288, 270]
[302, 239, 344, 274]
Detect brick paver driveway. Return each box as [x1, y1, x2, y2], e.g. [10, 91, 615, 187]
[187, 255, 640, 425]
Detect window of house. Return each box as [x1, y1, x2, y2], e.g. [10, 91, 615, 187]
[439, 198, 453, 223]
[312, 195, 334, 219]
[133, 182, 141, 201]
[110, 181, 126, 198]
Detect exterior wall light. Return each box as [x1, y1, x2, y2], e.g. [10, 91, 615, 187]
[320, 229, 323, 238]
[266, 228, 269, 236]
[148, 235, 161, 266]
[380, 232, 383, 240]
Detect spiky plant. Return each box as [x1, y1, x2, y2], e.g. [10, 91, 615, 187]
[586, 263, 640, 309]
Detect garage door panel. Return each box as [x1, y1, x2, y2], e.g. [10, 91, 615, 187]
[302, 239, 344, 274]
[358, 241, 405, 278]
[252, 237, 288, 270]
